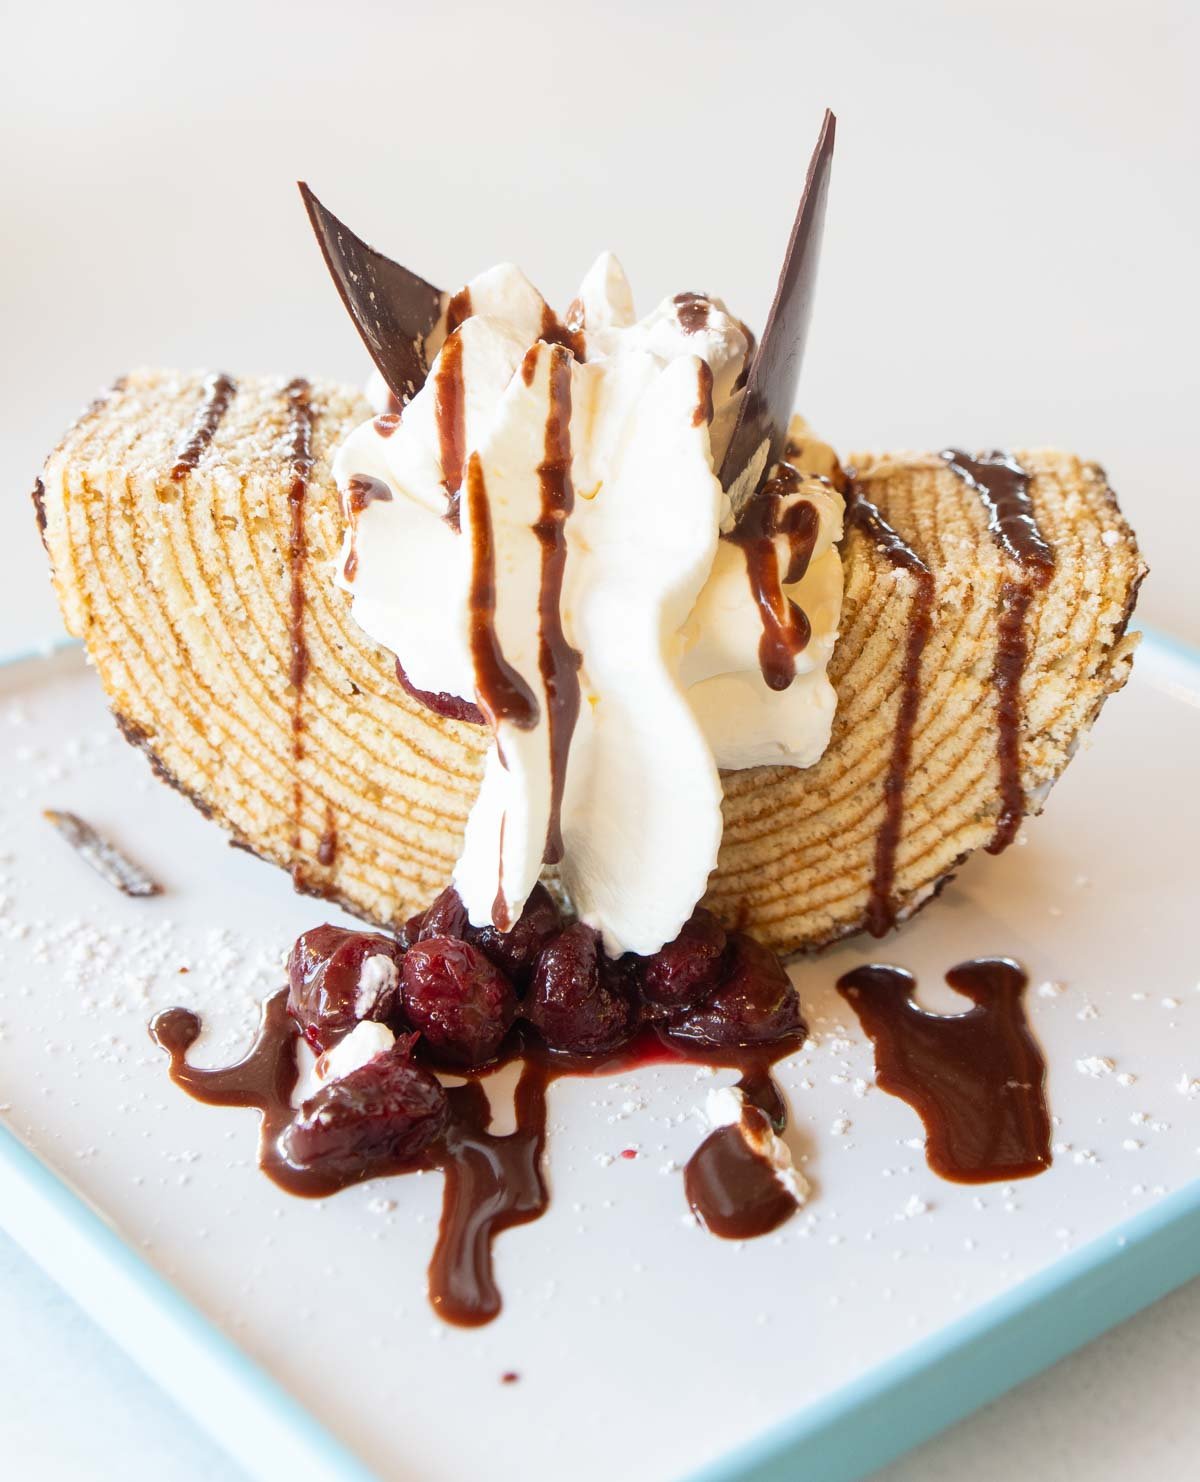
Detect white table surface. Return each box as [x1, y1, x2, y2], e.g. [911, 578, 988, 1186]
[1, 1, 1196, 1478]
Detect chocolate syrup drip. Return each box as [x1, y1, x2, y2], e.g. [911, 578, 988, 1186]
[434, 331, 467, 527]
[941, 451, 1055, 853]
[693, 361, 715, 429]
[341, 473, 392, 583]
[940, 450, 1055, 577]
[395, 658, 485, 726]
[989, 581, 1035, 853]
[685, 1108, 797, 1240]
[464, 452, 539, 732]
[725, 465, 818, 690]
[317, 802, 338, 868]
[838, 958, 1051, 1182]
[283, 379, 316, 856]
[538, 302, 586, 361]
[150, 993, 549, 1320]
[534, 347, 583, 865]
[674, 292, 712, 335]
[152, 1001, 803, 1325]
[171, 374, 237, 479]
[150, 991, 304, 1185]
[682, 1042, 800, 1238]
[445, 287, 473, 335]
[430, 1066, 549, 1326]
[846, 485, 935, 935]
[373, 412, 401, 438]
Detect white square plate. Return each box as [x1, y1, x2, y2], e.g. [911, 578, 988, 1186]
[0, 635, 1197, 1482]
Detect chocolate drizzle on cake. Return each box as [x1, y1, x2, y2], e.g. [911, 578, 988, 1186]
[533, 346, 582, 865]
[170, 373, 236, 480]
[317, 802, 338, 868]
[845, 484, 935, 935]
[435, 330, 467, 530]
[941, 450, 1055, 852]
[464, 452, 539, 733]
[724, 465, 818, 691]
[940, 451, 1055, 575]
[838, 957, 1051, 1182]
[283, 378, 316, 862]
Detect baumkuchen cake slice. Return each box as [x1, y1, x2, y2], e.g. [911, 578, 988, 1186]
[35, 370, 1144, 956]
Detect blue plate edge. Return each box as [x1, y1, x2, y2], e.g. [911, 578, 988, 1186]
[0, 625, 1196, 1482]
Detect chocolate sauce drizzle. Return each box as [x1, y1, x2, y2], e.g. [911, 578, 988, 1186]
[845, 484, 935, 935]
[434, 330, 467, 528]
[151, 1002, 803, 1326]
[445, 287, 472, 336]
[533, 347, 582, 865]
[150, 993, 547, 1323]
[538, 302, 586, 362]
[464, 452, 539, 733]
[693, 361, 715, 429]
[685, 1106, 796, 1240]
[341, 473, 392, 583]
[838, 958, 1051, 1182]
[940, 451, 1055, 576]
[283, 379, 316, 862]
[724, 465, 819, 691]
[941, 450, 1055, 852]
[682, 1042, 802, 1239]
[171, 373, 236, 479]
[674, 292, 712, 335]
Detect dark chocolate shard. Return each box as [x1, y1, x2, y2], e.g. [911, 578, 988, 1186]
[43, 810, 163, 897]
[718, 110, 836, 492]
[299, 183, 444, 411]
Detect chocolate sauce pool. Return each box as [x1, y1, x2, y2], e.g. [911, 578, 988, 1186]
[151, 1002, 803, 1324]
[838, 957, 1051, 1182]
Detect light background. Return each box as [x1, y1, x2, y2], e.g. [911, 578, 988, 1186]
[1, 1, 1197, 1478]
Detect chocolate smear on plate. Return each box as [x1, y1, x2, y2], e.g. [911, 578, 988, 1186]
[838, 957, 1051, 1182]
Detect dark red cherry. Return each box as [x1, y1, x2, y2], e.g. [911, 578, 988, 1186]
[286, 925, 404, 1053]
[640, 908, 727, 1011]
[281, 1044, 447, 1177]
[402, 936, 518, 1067]
[525, 922, 637, 1055]
[666, 932, 804, 1049]
[405, 884, 470, 946]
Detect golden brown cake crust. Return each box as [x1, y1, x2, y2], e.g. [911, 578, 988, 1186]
[37, 371, 1146, 953]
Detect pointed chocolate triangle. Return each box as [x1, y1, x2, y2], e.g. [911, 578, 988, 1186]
[719, 110, 836, 491]
[299, 183, 444, 409]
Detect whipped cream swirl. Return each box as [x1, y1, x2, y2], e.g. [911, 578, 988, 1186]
[333, 256, 843, 956]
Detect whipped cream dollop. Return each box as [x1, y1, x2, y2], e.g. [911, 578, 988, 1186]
[334, 256, 844, 956]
